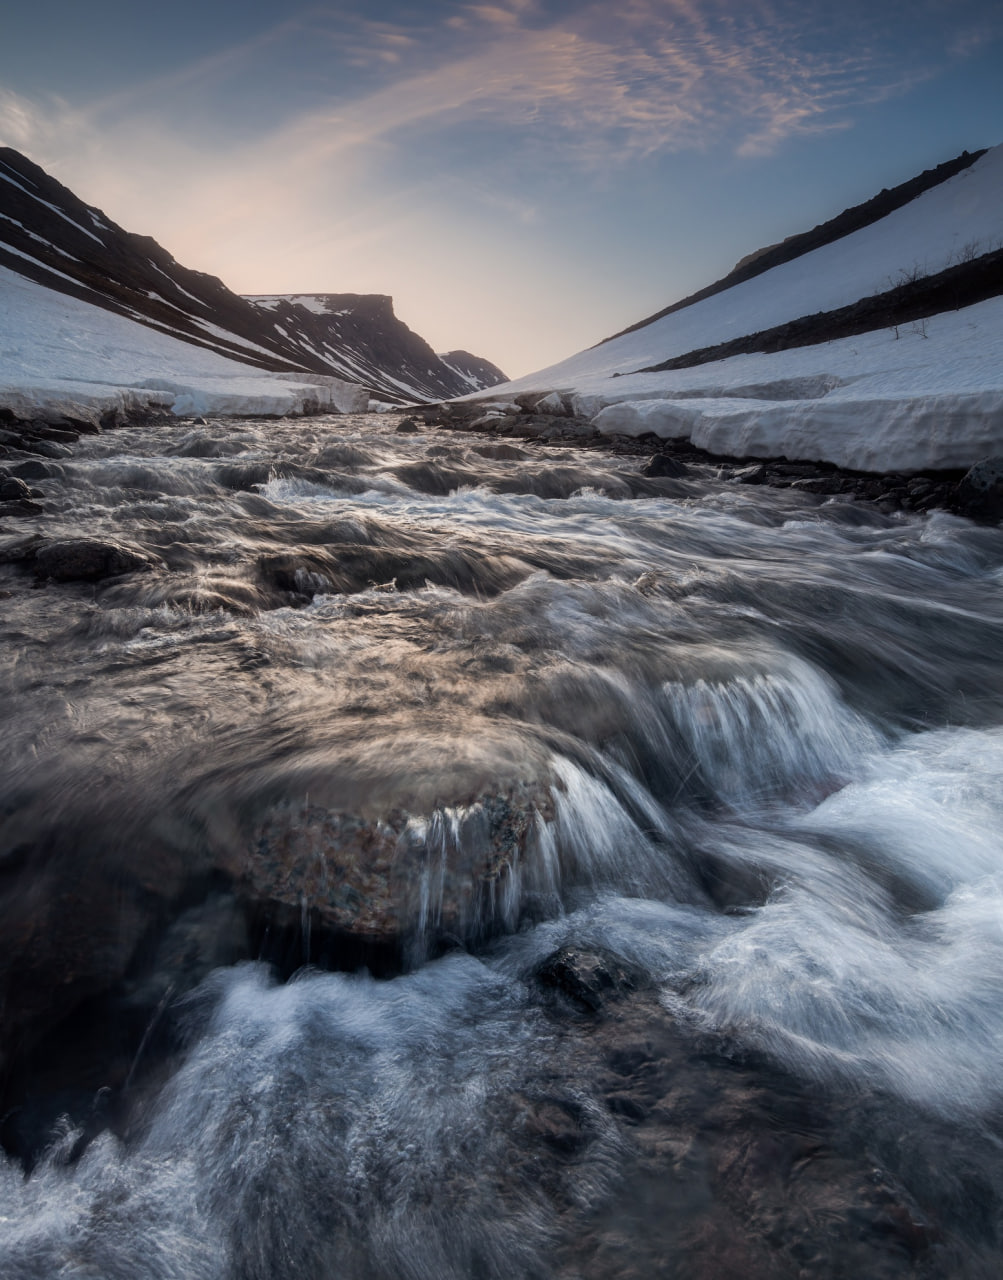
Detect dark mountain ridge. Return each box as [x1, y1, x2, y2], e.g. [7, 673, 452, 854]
[0, 148, 506, 403]
[242, 293, 508, 402]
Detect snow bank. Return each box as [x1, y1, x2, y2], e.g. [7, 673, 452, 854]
[583, 298, 1003, 471]
[0, 266, 368, 422]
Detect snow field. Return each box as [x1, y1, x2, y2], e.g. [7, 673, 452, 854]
[0, 265, 367, 421]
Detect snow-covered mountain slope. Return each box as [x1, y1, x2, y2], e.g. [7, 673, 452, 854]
[0, 148, 505, 408]
[244, 294, 507, 402]
[0, 264, 367, 422]
[477, 144, 1003, 473]
[437, 350, 509, 392]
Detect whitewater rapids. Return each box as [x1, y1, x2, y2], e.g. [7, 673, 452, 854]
[1, 413, 1002, 1278]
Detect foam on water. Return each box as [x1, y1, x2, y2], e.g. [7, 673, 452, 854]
[0, 960, 623, 1280]
[4, 413, 1003, 1274]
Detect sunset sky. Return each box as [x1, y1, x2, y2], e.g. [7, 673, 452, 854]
[2, 0, 1001, 376]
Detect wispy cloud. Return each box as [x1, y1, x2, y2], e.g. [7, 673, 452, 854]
[1, 0, 998, 376]
[4, 0, 994, 179]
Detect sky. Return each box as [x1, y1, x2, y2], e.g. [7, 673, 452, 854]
[1, 1, 1001, 378]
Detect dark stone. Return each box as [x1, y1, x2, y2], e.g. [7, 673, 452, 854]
[62, 416, 101, 435]
[954, 456, 1003, 522]
[642, 453, 688, 478]
[771, 462, 825, 478]
[11, 460, 60, 481]
[471, 443, 529, 461]
[33, 538, 158, 582]
[22, 439, 73, 460]
[215, 463, 272, 491]
[789, 475, 847, 495]
[0, 499, 44, 518]
[395, 417, 421, 434]
[26, 425, 79, 443]
[535, 946, 638, 1012]
[0, 477, 33, 500]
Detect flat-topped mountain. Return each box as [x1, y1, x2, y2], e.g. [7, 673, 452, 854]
[243, 293, 507, 402]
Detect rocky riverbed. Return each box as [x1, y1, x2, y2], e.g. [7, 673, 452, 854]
[2, 407, 1003, 1278]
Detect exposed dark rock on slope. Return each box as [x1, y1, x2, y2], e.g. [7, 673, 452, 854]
[601, 147, 987, 345]
[437, 349, 509, 391]
[242, 294, 508, 402]
[633, 245, 1003, 374]
[0, 148, 505, 403]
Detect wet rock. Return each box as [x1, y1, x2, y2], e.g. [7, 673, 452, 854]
[471, 442, 529, 461]
[22, 438, 73, 460]
[27, 424, 79, 443]
[0, 477, 33, 501]
[789, 475, 848, 495]
[257, 540, 532, 601]
[394, 460, 470, 494]
[643, 453, 689, 478]
[535, 945, 639, 1012]
[202, 727, 558, 956]
[33, 538, 159, 582]
[731, 464, 768, 485]
[395, 416, 421, 434]
[954, 456, 1003, 521]
[215, 462, 273, 491]
[11, 459, 62, 481]
[0, 499, 44, 518]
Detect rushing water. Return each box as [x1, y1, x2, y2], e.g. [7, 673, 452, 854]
[2, 413, 1003, 1277]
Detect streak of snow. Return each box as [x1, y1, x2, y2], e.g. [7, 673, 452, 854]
[0, 168, 106, 245]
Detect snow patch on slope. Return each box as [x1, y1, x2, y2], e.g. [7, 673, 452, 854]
[0, 266, 367, 422]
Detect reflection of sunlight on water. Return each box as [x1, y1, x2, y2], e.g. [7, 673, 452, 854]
[2, 413, 1003, 1275]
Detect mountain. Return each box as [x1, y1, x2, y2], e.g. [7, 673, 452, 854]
[0, 147, 506, 411]
[242, 294, 507, 402]
[437, 350, 509, 393]
[469, 145, 1003, 474]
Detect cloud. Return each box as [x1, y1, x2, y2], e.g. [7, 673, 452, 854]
[2, 0, 999, 377]
[6, 0, 994, 188]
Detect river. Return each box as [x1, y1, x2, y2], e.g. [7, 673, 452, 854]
[1, 412, 1002, 1277]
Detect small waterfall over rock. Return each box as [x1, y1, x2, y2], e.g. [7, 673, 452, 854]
[2, 412, 1002, 1277]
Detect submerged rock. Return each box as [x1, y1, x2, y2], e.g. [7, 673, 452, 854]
[33, 538, 160, 582]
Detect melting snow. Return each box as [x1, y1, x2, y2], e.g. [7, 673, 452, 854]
[0, 265, 367, 421]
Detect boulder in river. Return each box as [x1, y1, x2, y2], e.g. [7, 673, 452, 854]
[642, 453, 689, 479]
[196, 725, 560, 959]
[0, 477, 34, 501]
[32, 538, 160, 582]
